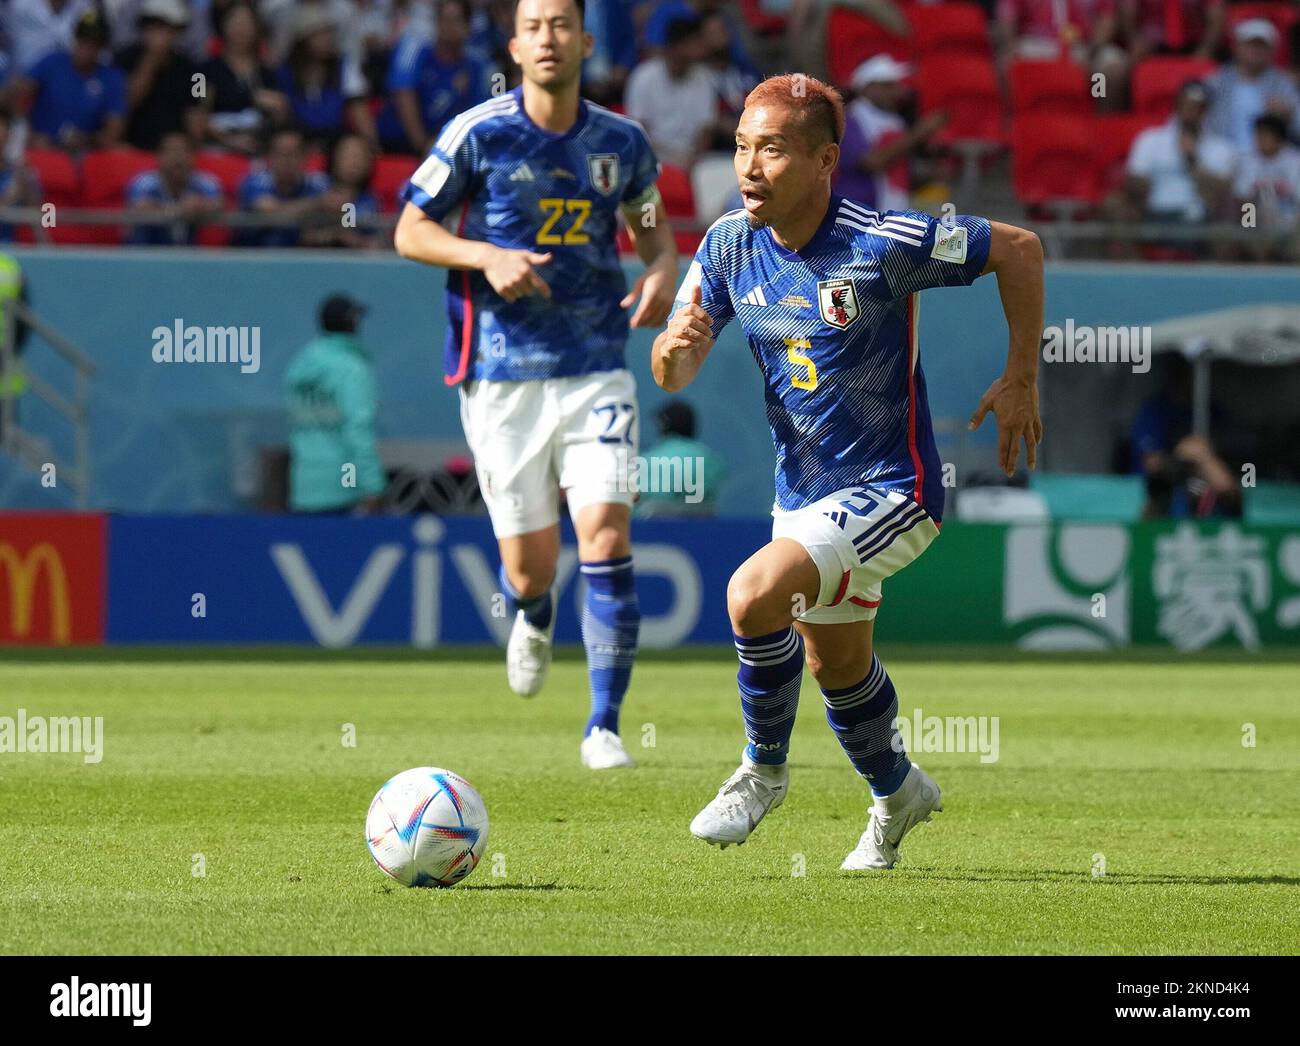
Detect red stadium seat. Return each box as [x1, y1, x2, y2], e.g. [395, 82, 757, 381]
[918, 56, 1005, 146]
[1131, 56, 1219, 119]
[73, 148, 157, 244]
[194, 150, 250, 199]
[909, 3, 990, 60]
[1225, 4, 1298, 66]
[656, 164, 695, 219]
[372, 153, 418, 213]
[1009, 60, 1092, 117]
[1093, 113, 1159, 192]
[25, 148, 80, 204]
[827, 5, 912, 87]
[740, 0, 786, 35]
[1011, 114, 1101, 208]
[81, 147, 157, 206]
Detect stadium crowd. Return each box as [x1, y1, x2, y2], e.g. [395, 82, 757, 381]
[0, 0, 1295, 257]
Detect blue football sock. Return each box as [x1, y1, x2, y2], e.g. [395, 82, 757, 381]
[580, 557, 640, 736]
[735, 627, 804, 765]
[498, 565, 553, 630]
[822, 654, 910, 797]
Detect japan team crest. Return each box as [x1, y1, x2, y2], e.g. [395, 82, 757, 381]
[587, 153, 620, 196]
[817, 279, 860, 329]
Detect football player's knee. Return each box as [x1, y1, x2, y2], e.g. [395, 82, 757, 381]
[507, 566, 554, 600]
[805, 641, 872, 684]
[727, 571, 779, 636]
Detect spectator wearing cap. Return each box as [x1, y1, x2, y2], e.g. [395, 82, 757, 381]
[115, 0, 205, 150]
[1206, 19, 1300, 155]
[100, 0, 212, 63]
[235, 125, 332, 248]
[1122, 80, 1236, 227]
[377, 0, 490, 155]
[836, 55, 945, 214]
[636, 399, 726, 517]
[9, 9, 125, 151]
[125, 129, 223, 245]
[304, 131, 381, 249]
[5, 0, 93, 73]
[1234, 113, 1300, 261]
[285, 292, 385, 515]
[625, 15, 722, 170]
[198, 2, 290, 155]
[0, 109, 42, 242]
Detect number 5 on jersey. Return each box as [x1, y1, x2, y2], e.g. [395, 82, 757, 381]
[784, 338, 818, 391]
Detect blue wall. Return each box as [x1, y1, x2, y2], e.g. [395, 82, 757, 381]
[1, 249, 1296, 515]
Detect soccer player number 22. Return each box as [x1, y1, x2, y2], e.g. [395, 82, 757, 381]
[784, 338, 818, 391]
[537, 199, 592, 245]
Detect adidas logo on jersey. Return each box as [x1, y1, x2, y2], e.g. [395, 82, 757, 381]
[739, 286, 768, 307]
[509, 163, 536, 182]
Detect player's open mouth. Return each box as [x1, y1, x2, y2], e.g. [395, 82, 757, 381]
[741, 190, 768, 210]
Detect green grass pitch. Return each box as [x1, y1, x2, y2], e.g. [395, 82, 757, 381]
[1, 648, 1297, 955]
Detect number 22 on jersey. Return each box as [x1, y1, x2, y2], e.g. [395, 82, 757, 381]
[537, 198, 592, 245]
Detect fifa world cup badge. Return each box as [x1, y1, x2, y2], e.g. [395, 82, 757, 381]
[817, 279, 860, 329]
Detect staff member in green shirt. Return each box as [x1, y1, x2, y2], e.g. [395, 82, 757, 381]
[285, 294, 385, 514]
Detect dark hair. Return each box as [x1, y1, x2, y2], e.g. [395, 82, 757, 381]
[218, 1, 265, 42]
[439, 0, 473, 21]
[1254, 113, 1288, 139]
[656, 400, 696, 439]
[328, 132, 375, 187]
[266, 124, 306, 151]
[157, 129, 195, 152]
[665, 15, 703, 49]
[513, 0, 586, 21]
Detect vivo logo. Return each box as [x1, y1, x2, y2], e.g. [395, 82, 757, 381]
[269, 517, 702, 649]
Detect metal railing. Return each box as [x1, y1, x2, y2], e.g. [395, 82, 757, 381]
[0, 295, 97, 507]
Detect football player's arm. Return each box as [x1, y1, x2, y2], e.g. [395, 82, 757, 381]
[969, 220, 1044, 476]
[620, 189, 678, 328]
[652, 283, 714, 392]
[394, 202, 554, 303]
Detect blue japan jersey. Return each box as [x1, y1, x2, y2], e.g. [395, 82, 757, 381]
[675, 195, 991, 520]
[401, 87, 660, 384]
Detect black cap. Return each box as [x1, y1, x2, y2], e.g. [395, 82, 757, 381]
[75, 10, 110, 44]
[655, 399, 696, 438]
[320, 294, 366, 333]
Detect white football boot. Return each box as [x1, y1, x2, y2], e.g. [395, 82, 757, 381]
[505, 605, 554, 698]
[841, 762, 942, 870]
[690, 753, 789, 848]
[580, 727, 636, 770]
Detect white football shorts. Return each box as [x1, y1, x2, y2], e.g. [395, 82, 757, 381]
[771, 485, 940, 623]
[458, 368, 639, 538]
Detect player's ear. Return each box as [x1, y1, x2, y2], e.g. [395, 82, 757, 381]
[821, 142, 840, 180]
[582, 31, 594, 61]
[507, 34, 521, 68]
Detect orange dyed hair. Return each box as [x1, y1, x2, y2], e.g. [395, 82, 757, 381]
[743, 74, 846, 149]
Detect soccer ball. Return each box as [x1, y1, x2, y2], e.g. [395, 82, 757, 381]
[365, 767, 490, 887]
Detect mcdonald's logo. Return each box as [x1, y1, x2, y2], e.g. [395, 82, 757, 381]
[0, 542, 70, 643]
[0, 514, 104, 646]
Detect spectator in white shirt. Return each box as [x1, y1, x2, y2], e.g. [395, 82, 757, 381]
[1125, 79, 1236, 224]
[624, 15, 720, 170]
[1205, 19, 1300, 154]
[1235, 113, 1300, 260]
[5, 0, 92, 73]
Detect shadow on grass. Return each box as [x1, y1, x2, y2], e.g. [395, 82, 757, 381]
[452, 882, 598, 892]
[857, 868, 1300, 887]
